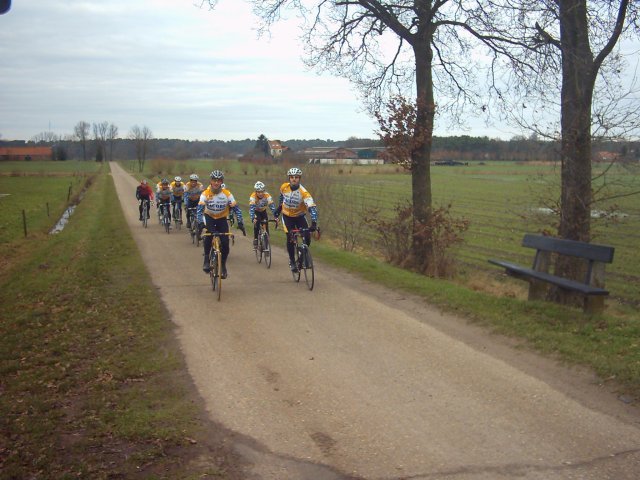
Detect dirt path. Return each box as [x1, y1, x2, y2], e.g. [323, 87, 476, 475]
[111, 163, 640, 480]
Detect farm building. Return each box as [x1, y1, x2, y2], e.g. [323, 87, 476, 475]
[300, 146, 385, 165]
[267, 140, 289, 158]
[0, 146, 53, 161]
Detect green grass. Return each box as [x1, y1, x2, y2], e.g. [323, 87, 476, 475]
[0, 171, 240, 479]
[0, 176, 90, 243]
[0, 160, 103, 174]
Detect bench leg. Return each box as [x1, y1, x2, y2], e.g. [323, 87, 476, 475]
[528, 279, 548, 301]
[584, 296, 605, 314]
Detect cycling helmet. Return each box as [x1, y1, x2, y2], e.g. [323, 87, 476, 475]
[141, 179, 147, 185]
[189, 174, 199, 181]
[161, 178, 169, 184]
[287, 167, 302, 177]
[254, 181, 266, 192]
[210, 170, 224, 180]
[174, 176, 182, 182]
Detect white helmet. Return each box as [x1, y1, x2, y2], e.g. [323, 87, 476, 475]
[287, 167, 302, 176]
[189, 174, 199, 181]
[254, 181, 265, 192]
[174, 176, 182, 182]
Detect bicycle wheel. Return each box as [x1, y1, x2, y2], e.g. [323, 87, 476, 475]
[301, 245, 314, 290]
[165, 212, 171, 233]
[263, 232, 271, 269]
[291, 245, 301, 282]
[174, 206, 181, 230]
[210, 251, 219, 292]
[215, 249, 223, 301]
[142, 203, 148, 228]
[255, 235, 262, 263]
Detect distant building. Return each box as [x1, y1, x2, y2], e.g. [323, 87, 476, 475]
[299, 146, 384, 165]
[0, 146, 53, 161]
[267, 140, 289, 158]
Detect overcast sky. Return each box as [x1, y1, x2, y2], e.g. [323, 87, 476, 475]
[1, 1, 637, 143]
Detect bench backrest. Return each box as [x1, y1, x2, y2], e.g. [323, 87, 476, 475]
[522, 234, 615, 263]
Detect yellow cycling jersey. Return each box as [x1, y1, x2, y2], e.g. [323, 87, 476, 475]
[156, 183, 172, 200]
[279, 182, 315, 218]
[184, 181, 204, 201]
[249, 191, 274, 212]
[199, 186, 237, 220]
[170, 181, 186, 198]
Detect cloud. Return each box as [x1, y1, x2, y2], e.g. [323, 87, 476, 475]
[0, 0, 377, 141]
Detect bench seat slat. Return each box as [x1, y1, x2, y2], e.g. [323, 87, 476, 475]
[522, 234, 615, 263]
[488, 259, 609, 296]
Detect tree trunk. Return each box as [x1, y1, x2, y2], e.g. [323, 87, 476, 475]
[554, 0, 597, 303]
[411, 42, 435, 269]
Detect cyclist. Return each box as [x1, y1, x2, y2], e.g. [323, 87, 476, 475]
[183, 174, 204, 229]
[197, 170, 245, 278]
[170, 176, 187, 224]
[135, 179, 154, 221]
[249, 181, 278, 250]
[274, 167, 319, 272]
[156, 178, 172, 223]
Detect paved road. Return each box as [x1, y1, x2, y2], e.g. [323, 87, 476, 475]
[111, 163, 640, 479]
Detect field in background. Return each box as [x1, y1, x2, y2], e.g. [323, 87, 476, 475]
[129, 158, 640, 315]
[0, 161, 101, 244]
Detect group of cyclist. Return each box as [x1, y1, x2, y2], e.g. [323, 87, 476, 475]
[135, 167, 319, 279]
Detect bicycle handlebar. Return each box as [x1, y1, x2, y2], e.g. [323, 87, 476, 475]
[201, 229, 235, 237]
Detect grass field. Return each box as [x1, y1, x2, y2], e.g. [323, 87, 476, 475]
[128, 158, 640, 315]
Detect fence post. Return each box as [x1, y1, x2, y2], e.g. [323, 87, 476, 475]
[46, 202, 50, 217]
[67, 185, 72, 202]
[22, 210, 27, 237]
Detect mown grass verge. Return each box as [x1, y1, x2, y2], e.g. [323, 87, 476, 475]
[311, 241, 640, 397]
[0, 172, 243, 479]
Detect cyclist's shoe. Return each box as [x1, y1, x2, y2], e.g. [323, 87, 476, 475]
[253, 239, 258, 250]
[202, 255, 210, 273]
[221, 263, 228, 279]
[139, 215, 143, 221]
[289, 261, 298, 273]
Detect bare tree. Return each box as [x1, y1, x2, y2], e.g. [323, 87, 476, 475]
[468, 1, 640, 295]
[92, 121, 109, 162]
[205, 0, 514, 270]
[130, 125, 153, 172]
[107, 123, 118, 161]
[74, 120, 90, 161]
[31, 131, 59, 143]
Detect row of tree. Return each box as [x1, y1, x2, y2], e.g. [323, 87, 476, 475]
[6, 130, 638, 164]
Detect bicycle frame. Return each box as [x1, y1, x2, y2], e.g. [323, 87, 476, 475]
[159, 202, 171, 233]
[289, 227, 315, 290]
[255, 219, 277, 268]
[187, 207, 199, 245]
[201, 229, 235, 301]
[140, 199, 149, 228]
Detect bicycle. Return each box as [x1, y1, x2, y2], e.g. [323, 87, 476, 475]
[186, 207, 200, 246]
[142, 200, 149, 228]
[159, 202, 171, 234]
[254, 219, 278, 268]
[201, 229, 234, 301]
[289, 227, 318, 291]
[172, 201, 183, 230]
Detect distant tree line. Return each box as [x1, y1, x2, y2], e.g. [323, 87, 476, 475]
[1, 132, 638, 163]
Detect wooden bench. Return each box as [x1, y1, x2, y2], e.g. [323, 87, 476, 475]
[489, 234, 615, 313]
